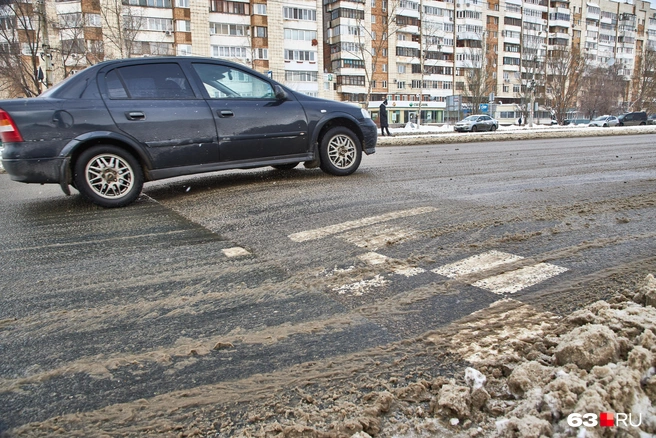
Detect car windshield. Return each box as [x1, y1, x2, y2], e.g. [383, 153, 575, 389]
[593, 116, 608, 121]
[462, 116, 478, 122]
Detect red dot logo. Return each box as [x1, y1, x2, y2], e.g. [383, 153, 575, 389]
[600, 412, 615, 427]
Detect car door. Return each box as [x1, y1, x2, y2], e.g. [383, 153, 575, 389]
[480, 115, 492, 130]
[100, 62, 219, 169]
[189, 62, 309, 163]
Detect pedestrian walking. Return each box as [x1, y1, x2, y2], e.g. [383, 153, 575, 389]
[379, 99, 391, 136]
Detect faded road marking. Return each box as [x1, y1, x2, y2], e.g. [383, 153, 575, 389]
[288, 207, 436, 242]
[338, 225, 419, 250]
[222, 247, 251, 258]
[472, 263, 568, 294]
[358, 252, 390, 265]
[432, 250, 524, 279]
[358, 252, 426, 277]
[332, 275, 389, 296]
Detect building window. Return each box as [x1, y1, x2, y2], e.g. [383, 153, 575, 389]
[254, 26, 267, 37]
[285, 71, 318, 81]
[176, 0, 189, 6]
[212, 45, 249, 58]
[253, 48, 268, 59]
[128, 0, 171, 6]
[284, 28, 317, 40]
[284, 49, 316, 61]
[177, 44, 192, 56]
[176, 20, 191, 32]
[85, 13, 101, 27]
[210, 23, 248, 35]
[254, 3, 266, 14]
[283, 7, 317, 21]
[209, 0, 250, 14]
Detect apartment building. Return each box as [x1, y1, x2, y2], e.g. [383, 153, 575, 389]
[2, 0, 655, 123]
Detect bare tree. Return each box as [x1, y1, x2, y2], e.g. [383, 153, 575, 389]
[517, 30, 546, 126]
[349, 0, 401, 105]
[544, 45, 586, 124]
[579, 64, 625, 118]
[0, 0, 47, 97]
[457, 33, 494, 116]
[413, 19, 446, 126]
[100, 0, 143, 59]
[630, 48, 656, 113]
[56, 12, 89, 78]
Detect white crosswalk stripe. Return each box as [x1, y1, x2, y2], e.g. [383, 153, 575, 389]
[471, 263, 568, 294]
[288, 207, 435, 242]
[432, 250, 523, 279]
[338, 225, 419, 250]
[289, 211, 569, 297]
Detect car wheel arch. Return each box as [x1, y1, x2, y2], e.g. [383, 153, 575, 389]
[314, 116, 365, 153]
[63, 135, 153, 183]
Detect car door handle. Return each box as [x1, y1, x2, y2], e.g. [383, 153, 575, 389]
[125, 111, 145, 120]
[218, 110, 234, 118]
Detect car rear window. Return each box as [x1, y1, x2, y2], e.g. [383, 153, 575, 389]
[105, 63, 195, 99]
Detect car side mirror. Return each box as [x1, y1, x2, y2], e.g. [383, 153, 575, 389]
[274, 85, 288, 101]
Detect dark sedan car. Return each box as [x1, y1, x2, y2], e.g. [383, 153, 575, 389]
[1, 57, 377, 207]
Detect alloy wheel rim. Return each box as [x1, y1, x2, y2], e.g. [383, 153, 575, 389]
[85, 153, 134, 199]
[327, 135, 356, 169]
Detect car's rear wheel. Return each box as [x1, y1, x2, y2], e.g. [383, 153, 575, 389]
[491, 124, 497, 131]
[272, 162, 299, 170]
[319, 127, 362, 176]
[74, 145, 143, 208]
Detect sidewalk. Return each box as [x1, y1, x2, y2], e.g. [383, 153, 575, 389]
[376, 123, 656, 146]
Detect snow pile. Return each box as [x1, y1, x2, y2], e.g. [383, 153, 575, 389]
[232, 275, 656, 438]
[414, 274, 656, 438]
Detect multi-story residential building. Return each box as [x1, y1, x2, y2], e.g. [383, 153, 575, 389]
[1, 0, 655, 124]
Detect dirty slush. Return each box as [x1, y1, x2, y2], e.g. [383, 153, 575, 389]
[6, 274, 655, 437]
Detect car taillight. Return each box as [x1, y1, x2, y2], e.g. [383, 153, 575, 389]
[0, 109, 24, 143]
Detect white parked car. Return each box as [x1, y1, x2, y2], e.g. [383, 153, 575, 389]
[589, 115, 619, 127]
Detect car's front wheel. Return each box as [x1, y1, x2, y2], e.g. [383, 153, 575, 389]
[74, 145, 143, 208]
[319, 127, 362, 176]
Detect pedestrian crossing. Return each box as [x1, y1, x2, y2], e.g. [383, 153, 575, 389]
[289, 208, 568, 297]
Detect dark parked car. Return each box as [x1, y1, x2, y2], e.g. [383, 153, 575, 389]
[1, 57, 377, 207]
[454, 114, 498, 132]
[617, 111, 647, 126]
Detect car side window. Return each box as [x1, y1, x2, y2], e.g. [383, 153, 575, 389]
[105, 63, 194, 99]
[191, 63, 274, 99]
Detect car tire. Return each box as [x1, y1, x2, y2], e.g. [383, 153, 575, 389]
[74, 145, 144, 208]
[272, 162, 299, 170]
[491, 125, 497, 131]
[319, 126, 362, 176]
[603, 123, 608, 127]
[619, 122, 624, 126]
[471, 125, 478, 132]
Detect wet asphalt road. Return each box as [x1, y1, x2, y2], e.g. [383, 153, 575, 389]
[1, 134, 655, 434]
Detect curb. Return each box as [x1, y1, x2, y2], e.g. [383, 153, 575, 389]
[375, 125, 656, 146]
